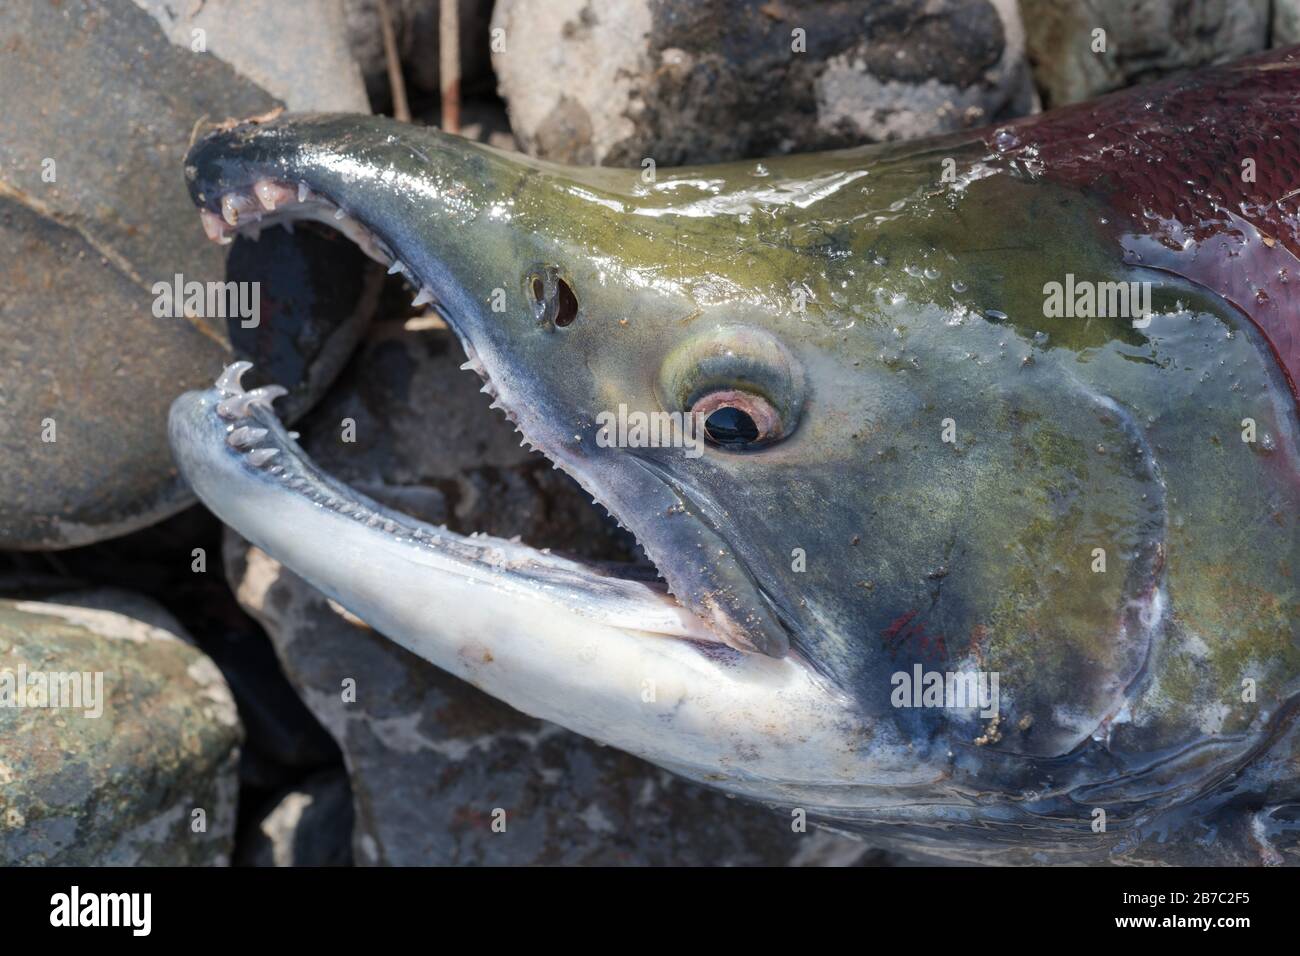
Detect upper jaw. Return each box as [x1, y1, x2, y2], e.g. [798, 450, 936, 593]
[182, 114, 793, 658]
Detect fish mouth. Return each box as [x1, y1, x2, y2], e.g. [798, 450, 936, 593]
[172, 360, 715, 642]
[179, 118, 782, 657]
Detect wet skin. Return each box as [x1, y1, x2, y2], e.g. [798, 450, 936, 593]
[170, 50, 1300, 863]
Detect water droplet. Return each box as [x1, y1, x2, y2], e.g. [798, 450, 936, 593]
[993, 128, 1019, 151]
[951, 279, 968, 294]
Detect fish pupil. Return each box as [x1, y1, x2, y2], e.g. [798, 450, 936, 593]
[704, 406, 759, 446]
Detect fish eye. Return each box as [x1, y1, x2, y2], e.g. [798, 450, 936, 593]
[658, 325, 806, 448]
[691, 389, 781, 449]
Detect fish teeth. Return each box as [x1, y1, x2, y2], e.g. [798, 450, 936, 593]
[226, 425, 268, 448]
[200, 208, 232, 244]
[246, 448, 280, 467]
[253, 179, 294, 211]
[216, 385, 288, 420]
[215, 361, 254, 396]
[298, 182, 310, 203]
[411, 287, 435, 307]
[221, 192, 256, 226]
[387, 260, 405, 275]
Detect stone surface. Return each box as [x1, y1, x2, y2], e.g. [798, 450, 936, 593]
[1276, 0, 1300, 46]
[492, 0, 1034, 165]
[1019, 0, 1270, 107]
[0, 506, 345, 794]
[221, 321, 882, 865]
[236, 768, 354, 866]
[134, 0, 369, 112]
[0, 591, 241, 865]
[0, 0, 380, 550]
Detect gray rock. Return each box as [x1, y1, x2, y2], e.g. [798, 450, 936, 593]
[0, 507, 344, 792]
[0, 592, 241, 866]
[1020, 0, 1270, 107]
[236, 769, 353, 866]
[134, 0, 369, 112]
[0, 0, 380, 549]
[222, 322, 882, 865]
[1276, 0, 1300, 46]
[491, 0, 1034, 165]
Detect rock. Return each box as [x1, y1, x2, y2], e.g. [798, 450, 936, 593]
[236, 769, 354, 866]
[221, 322, 883, 865]
[343, 0, 496, 112]
[0, 592, 241, 866]
[1019, 0, 1270, 107]
[134, 0, 369, 112]
[0, 0, 381, 549]
[1276, 0, 1300, 46]
[0, 507, 344, 792]
[491, 0, 1034, 165]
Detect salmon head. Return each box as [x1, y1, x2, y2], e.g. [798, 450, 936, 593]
[169, 50, 1300, 863]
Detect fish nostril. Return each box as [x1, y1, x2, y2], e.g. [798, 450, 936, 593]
[525, 267, 578, 328]
[554, 278, 578, 327]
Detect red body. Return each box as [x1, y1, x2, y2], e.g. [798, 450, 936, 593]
[990, 47, 1300, 404]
